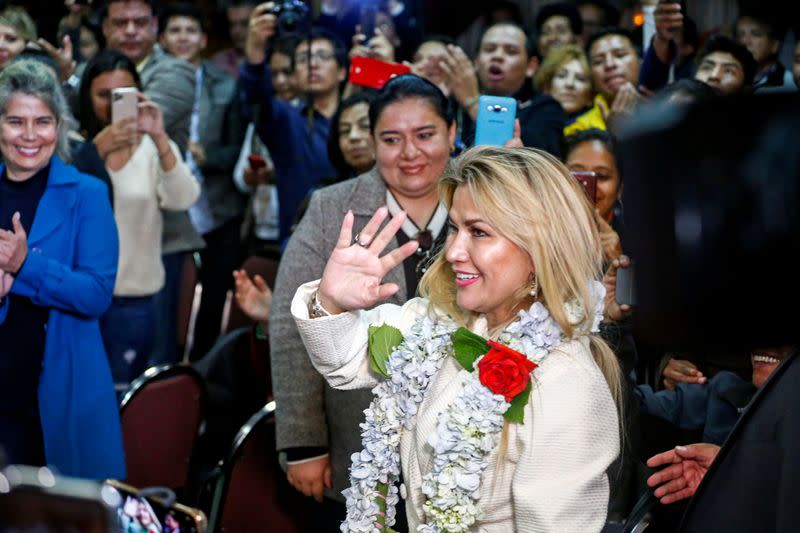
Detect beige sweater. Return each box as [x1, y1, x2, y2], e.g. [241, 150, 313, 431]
[292, 280, 620, 532]
[107, 136, 199, 296]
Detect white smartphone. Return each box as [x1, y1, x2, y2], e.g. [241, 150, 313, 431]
[111, 86, 138, 123]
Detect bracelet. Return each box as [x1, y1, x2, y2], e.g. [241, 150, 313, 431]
[308, 289, 332, 319]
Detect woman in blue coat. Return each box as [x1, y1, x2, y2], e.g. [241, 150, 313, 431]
[0, 60, 125, 479]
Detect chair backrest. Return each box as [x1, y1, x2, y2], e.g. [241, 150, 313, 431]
[120, 365, 206, 490]
[223, 255, 279, 334]
[206, 403, 314, 533]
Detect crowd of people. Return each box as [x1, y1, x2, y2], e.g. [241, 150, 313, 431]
[0, 0, 797, 531]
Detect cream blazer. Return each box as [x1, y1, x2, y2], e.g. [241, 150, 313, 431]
[292, 280, 620, 532]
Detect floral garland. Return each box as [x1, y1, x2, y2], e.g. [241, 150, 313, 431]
[341, 282, 605, 533]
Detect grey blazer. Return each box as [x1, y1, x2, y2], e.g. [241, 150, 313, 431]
[194, 61, 246, 227]
[140, 45, 204, 253]
[269, 168, 407, 501]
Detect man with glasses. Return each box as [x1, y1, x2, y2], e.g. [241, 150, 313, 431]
[99, 0, 204, 365]
[241, 3, 347, 246]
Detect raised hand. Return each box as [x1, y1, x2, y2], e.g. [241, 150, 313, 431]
[233, 269, 273, 323]
[595, 209, 622, 261]
[37, 35, 76, 82]
[0, 212, 28, 274]
[93, 116, 138, 158]
[437, 44, 480, 116]
[602, 254, 632, 323]
[317, 207, 419, 314]
[245, 2, 277, 65]
[136, 92, 165, 138]
[646, 443, 719, 504]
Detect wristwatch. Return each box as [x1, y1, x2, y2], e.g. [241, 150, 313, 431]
[308, 290, 332, 319]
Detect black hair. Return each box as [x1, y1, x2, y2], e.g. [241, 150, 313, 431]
[159, 2, 205, 34]
[222, 0, 258, 8]
[478, 21, 538, 60]
[295, 26, 348, 70]
[327, 91, 377, 178]
[534, 2, 583, 37]
[585, 27, 640, 58]
[575, 0, 620, 27]
[368, 74, 454, 133]
[99, 0, 160, 21]
[736, 7, 789, 43]
[696, 34, 758, 86]
[269, 34, 298, 71]
[481, 1, 523, 25]
[78, 49, 141, 138]
[656, 78, 717, 104]
[562, 128, 622, 181]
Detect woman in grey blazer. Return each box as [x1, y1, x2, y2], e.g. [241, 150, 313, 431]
[236, 75, 457, 529]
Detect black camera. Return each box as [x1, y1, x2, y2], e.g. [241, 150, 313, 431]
[268, 0, 311, 35]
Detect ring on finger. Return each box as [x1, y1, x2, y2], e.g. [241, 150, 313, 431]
[353, 232, 371, 248]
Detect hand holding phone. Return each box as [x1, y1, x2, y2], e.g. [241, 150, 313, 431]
[474, 95, 517, 146]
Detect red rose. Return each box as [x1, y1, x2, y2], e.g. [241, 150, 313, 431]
[477, 340, 537, 402]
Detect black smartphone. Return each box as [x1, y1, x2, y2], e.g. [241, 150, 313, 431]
[616, 263, 637, 306]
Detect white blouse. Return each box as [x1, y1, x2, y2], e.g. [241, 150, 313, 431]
[292, 280, 620, 532]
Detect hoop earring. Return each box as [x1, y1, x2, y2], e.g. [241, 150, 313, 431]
[528, 274, 538, 299]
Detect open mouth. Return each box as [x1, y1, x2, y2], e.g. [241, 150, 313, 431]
[487, 64, 504, 81]
[752, 353, 783, 365]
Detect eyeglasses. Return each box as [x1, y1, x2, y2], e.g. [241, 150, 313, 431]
[294, 50, 336, 66]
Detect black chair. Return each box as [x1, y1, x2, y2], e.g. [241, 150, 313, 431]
[619, 491, 657, 533]
[119, 364, 206, 491]
[204, 403, 315, 533]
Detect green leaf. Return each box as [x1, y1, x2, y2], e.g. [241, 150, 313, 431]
[504, 381, 532, 423]
[369, 324, 404, 379]
[451, 327, 490, 372]
[376, 481, 388, 527]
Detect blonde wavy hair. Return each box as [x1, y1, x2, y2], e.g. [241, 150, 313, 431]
[533, 43, 591, 92]
[419, 145, 623, 406]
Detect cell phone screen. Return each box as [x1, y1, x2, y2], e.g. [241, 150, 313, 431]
[105, 484, 203, 533]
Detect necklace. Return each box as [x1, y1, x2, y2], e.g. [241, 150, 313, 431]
[340, 282, 605, 532]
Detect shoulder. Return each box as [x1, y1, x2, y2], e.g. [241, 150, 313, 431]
[535, 337, 614, 401]
[520, 91, 565, 115]
[313, 170, 385, 210]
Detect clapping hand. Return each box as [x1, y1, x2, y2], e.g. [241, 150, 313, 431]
[233, 269, 273, 323]
[317, 207, 419, 314]
[0, 212, 28, 275]
[646, 443, 719, 504]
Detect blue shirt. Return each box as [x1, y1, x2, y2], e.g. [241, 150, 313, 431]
[239, 61, 336, 244]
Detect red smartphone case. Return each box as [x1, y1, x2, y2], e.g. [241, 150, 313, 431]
[348, 56, 410, 89]
[571, 171, 598, 204]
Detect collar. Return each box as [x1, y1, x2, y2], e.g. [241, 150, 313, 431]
[385, 189, 448, 239]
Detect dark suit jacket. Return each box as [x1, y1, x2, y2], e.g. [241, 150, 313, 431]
[195, 61, 246, 228]
[679, 351, 800, 532]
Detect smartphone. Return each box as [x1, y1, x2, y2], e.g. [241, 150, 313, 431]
[572, 170, 598, 203]
[359, 4, 377, 39]
[111, 86, 138, 123]
[105, 479, 207, 533]
[248, 153, 267, 171]
[474, 95, 517, 146]
[0, 465, 118, 532]
[349, 56, 411, 89]
[616, 263, 637, 306]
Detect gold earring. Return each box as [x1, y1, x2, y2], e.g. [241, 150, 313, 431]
[529, 274, 538, 298]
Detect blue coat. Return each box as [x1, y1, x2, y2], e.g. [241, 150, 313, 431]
[0, 156, 126, 479]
